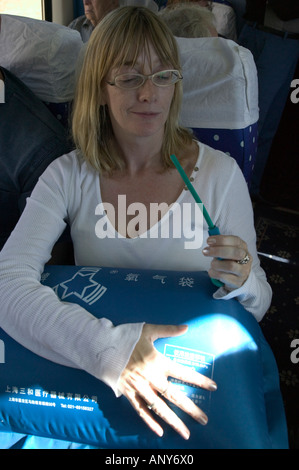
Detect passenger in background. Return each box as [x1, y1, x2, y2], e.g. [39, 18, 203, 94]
[164, 0, 237, 40]
[159, 3, 218, 37]
[238, 0, 299, 200]
[120, 0, 159, 12]
[69, 0, 119, 42]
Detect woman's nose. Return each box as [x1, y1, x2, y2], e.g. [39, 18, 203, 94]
[137, 78, 157, 102]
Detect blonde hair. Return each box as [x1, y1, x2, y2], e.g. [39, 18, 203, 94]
[72, 6, 192, 174]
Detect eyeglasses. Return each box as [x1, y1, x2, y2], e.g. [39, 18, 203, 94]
[106, 69, 183, 89]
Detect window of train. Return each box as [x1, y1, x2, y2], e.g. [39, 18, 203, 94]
[0, 0, 43, 20]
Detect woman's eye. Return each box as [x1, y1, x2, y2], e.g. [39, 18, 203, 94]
[122, 76, 137, 82]
[155, 72, 172, 83]
[119, 75, 139, 83]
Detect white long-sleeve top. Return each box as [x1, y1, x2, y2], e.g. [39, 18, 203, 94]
[0, 142, 272, 395]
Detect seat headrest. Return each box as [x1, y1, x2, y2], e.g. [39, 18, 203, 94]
[177, 36, 259, 129]
[0, 15, 83, 103]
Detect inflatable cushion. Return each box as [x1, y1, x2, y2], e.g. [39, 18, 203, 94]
[0, 266, 288, 449]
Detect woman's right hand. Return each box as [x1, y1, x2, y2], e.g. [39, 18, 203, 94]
[118, 323, 217, 440]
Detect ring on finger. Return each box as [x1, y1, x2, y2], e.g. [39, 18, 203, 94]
[236, 253, 250, 265]
[147, 400, 156, 411]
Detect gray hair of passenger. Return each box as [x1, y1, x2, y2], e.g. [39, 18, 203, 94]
[159, 3, 217, 38]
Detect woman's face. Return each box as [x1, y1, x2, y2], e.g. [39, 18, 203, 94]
[102, 44, 175, 144]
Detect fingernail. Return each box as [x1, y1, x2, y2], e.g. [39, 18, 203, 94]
[202, 248, 210, 255]
[209, 383, 217, 391]
[199, 416, 208, 426]
[208, 238, 216, 244]
[182, 429, 190, 440]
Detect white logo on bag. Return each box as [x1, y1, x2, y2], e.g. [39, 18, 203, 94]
[0, 340, 5, 364]
[52, 267, 107, 305]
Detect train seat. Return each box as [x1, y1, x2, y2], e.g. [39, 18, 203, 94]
[0, 14, 83, 127]
[177, 36, 259, 186]
[0, 67, 73, 250]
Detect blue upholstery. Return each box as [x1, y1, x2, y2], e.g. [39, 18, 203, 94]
[191, 124, 258, 186]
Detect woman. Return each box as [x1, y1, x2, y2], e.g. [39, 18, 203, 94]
[0, 7, 271, 441]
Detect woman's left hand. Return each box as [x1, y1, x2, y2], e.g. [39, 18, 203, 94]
[203, 235, 252, 290]
[118, 324, 217, 440]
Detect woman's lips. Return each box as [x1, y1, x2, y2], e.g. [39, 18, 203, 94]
[132, 112, 160, 118]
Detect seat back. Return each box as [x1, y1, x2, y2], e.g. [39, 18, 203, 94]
[0, 67, 72, 250]
[0, 14, 83, 128]
[177, 36, 259, 186]
[212, 0, 238, 40]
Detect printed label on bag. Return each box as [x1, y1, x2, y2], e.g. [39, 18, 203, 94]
[3, 384, 98, 412]
[163, 344, 215, 412]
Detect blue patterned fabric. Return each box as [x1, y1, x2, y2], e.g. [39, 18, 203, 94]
[191, 123, 258, 186]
